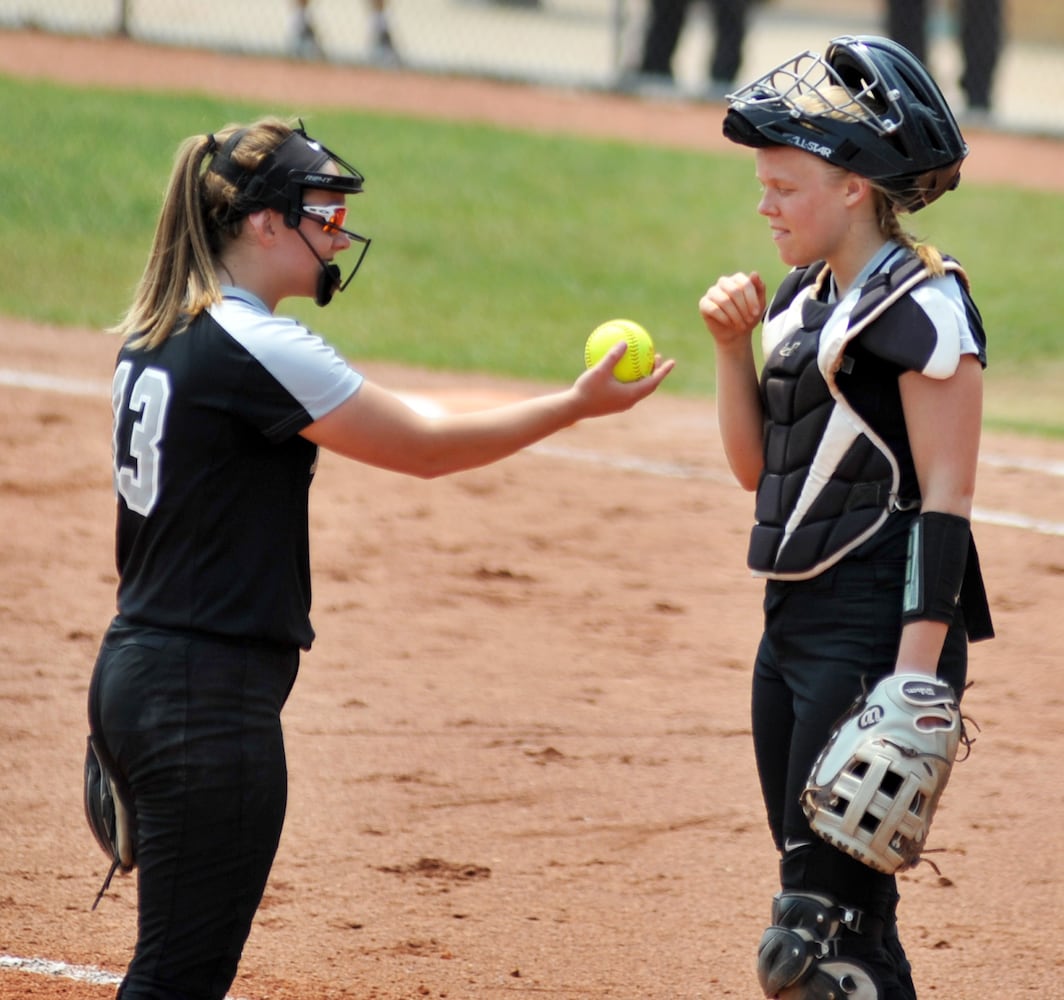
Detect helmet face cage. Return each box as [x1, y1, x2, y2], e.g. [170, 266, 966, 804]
[728, 46, 904, 140]
[286, 164, 373, 292]
[724, 35, 968, 212]
[286, 128, 372, 292]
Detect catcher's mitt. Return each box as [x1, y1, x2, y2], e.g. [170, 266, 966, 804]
[84, 736, 136, 909]
[801, 673, 965, 874]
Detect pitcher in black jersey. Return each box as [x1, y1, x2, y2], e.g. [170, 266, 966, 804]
[698, 37, 993, 1000]
[87, 116, 672, 1000]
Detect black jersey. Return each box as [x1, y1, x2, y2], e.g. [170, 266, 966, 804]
[750, 243, 987, 580]
[110, 288, 362, 649]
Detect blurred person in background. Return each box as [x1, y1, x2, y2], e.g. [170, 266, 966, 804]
[886, 0, 1003, 115]
[289, 0, 323, 59]
[366, 0, 400, 64]
[629, 0, 756, 100]
[290, 1, 401, 64]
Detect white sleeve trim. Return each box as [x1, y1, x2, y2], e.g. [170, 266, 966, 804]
[211, 297, 362, 420]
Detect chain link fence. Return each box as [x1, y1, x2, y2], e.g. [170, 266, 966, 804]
[2, 0, 1061, 135]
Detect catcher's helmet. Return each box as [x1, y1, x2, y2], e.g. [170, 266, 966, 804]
[723, 35, 968, 212]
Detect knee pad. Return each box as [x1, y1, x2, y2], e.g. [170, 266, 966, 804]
[777, 958, 881, 999]
[757, 892, 882, 999]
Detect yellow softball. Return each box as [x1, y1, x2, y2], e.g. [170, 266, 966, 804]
[584, 319, 655, 382]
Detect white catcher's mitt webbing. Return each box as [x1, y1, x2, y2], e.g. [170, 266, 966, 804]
[801, 673, 962, 874]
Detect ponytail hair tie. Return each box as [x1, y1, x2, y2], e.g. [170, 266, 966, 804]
[205, 133, 218, 155]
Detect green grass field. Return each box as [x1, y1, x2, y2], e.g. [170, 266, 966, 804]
[4, 74, 1062, 435]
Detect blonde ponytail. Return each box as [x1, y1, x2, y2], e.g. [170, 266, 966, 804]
[110, 118, 294, 350]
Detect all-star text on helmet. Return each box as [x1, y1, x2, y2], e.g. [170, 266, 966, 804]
[722, 35, 969, 212]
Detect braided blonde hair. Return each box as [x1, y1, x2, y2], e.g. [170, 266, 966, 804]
[872, 188, 946, 277]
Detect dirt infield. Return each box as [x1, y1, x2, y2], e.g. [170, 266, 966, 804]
[2, 33, 1064, 1000]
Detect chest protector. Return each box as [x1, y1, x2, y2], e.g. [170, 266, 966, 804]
[749, 250, 980, 579]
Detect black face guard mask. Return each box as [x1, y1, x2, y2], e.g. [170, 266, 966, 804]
[208, 124, 371, 306]
[293, 218, 371, 307]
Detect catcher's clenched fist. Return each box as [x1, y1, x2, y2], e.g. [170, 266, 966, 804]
[699, 271, 767, 347]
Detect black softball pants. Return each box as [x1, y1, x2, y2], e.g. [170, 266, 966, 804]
[88, 619, 299, 1000]
[751, 559, 968, 1000]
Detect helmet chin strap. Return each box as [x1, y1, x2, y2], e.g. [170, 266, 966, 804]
[295, 227, 342, 307]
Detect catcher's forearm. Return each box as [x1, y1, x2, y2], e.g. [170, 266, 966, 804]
[895, 619, 949, 675]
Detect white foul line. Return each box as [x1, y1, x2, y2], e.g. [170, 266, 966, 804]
[5, 368, 1064, 536]
[0, 955, 120, 985]
[980, 450, 1064, 478]
[971, 506, 1064, 537]
[0, 367, 111, 396]
[0, 954, 249, 998]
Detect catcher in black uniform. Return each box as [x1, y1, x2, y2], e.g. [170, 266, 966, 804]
[698, 36, 993, 1000]
[84, 116, 672, 1000]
